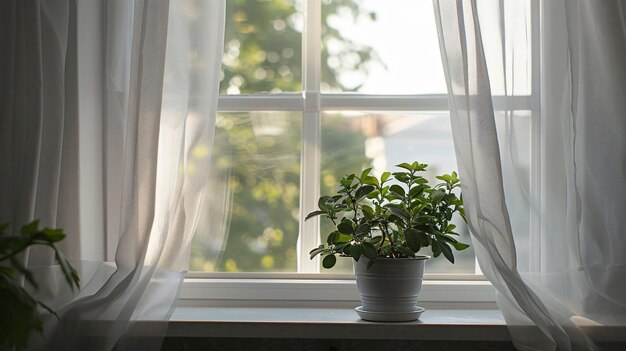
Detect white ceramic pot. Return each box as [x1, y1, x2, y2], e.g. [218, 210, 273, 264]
[353, 256, 428, 321]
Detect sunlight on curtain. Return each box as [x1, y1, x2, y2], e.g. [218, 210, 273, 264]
[434, 0, 626, 350]
[1, 1, 225, 350]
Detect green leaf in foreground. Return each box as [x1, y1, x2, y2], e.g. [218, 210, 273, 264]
[0, 220, 80, 350]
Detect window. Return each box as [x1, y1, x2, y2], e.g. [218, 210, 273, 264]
[188, 0, 538, 282]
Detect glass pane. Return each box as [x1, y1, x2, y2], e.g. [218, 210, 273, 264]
[190, 112, 301, 272]
[321, 0, 447, 94]
[479, 0, 533, 95]
[320, 111, 476, 273]
[220, 0, 303, 94]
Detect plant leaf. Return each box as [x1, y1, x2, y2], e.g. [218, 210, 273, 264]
[360, 167, 372, 180]
[389, 184, 405, 197]
[309, 246, 326, 259]
[337, 222, 353, 235]
[394, 245, 415, 257]
[327, 231, 340, 245]
[392, 172, 410, 183]
[404, 228, 421, 252]
[368, 235, 383, 245]
[381, 172, 391, 183]
[408, 185, 426, 198]
[361, 176, 379, 187]
[318, 196, 331, 210]
[305, 210, 325, 221]
[0, 282, 44, 349]
[20, 220, 39, 236]
[361, 205, 374, 219]
[354, 223, 371, 235]
[431, 190, 445, 202]
[452, 242, 470, 251]
[396, 162, 413, 171]
[366, 190, 380, 199]
[355, 185, 376, 199]
[322, 254, 337, 269]
[51, 249, 80, 290]
[361, 242, 378, 260]
[432, 240, 441, 257]
[438, 241, 455, 263]
[42, 228, 65, 242]
[349, 244, 363, 261]
[386, 206, 410, 220]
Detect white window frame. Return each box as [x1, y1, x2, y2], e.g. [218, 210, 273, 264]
[182, 0, 541, 306]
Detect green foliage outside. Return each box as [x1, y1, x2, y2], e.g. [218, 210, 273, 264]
[220, 0, 378, 94]
[190, 0, 377, 272]
[0, 221, 80, 350]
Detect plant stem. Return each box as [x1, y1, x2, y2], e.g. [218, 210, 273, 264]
[378, 227, 386, 249]
[381, 224, 396, 258]
[347, 191, 359, 225]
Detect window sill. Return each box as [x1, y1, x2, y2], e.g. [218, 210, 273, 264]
[159, 307, 626, 345]
[166, 307, 510, 341]
[171, 279, 626, 345]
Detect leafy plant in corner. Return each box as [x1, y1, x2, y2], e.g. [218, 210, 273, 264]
[0, 220, 80, 350]
[306, 162, 470, 269]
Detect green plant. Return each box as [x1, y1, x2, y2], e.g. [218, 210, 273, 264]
[0, 220, 80, 350]
[306, 162, 470, 269]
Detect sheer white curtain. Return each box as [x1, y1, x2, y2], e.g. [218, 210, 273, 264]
[0, 0, 225, 350]
[434, 0, 626, 350]
[0, 0, 83, 306]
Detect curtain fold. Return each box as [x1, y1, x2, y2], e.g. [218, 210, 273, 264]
[0, 0, 80, 258]
[434, 0, 626, 350]
[0, 0, 83, 306]
[1, 0, 226, 350]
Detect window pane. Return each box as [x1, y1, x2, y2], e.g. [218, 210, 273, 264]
[220, 0, 303, 94]
[191, 112, 301, 272]
[479, 0, 533, 95]
[320, 111, 476, 273]
[321, 0, 447, 94]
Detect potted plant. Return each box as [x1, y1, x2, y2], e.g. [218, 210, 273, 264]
[306, 162, 469, 321]
[0, 220, 80, 349]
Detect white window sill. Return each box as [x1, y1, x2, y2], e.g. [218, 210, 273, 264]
[166, 307, 510, 341]
[161, 307, 626, 344]
[170, 278, 626, 344]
